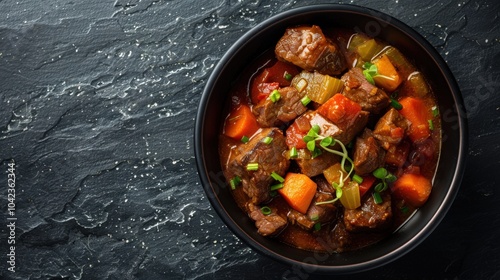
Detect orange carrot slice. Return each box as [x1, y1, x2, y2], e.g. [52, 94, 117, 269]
[279, 173, 317, 214]
[223, 104, 260, 140]
[392, 173, 432, 207]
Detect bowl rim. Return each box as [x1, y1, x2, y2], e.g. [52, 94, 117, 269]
[194, 3, 468, 274]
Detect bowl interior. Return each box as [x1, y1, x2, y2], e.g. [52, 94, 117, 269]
[195, 4, 467, 274]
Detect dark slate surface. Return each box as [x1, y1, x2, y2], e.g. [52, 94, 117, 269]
[0, 0, 499, 279]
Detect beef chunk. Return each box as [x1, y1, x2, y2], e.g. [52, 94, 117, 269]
[307, 192, 337, 224]
[253, 86, 307, 127]
[287, 192, 338, 231]
[227, 128, 289, 204]
[341, 68, 390, 114]
[341, 110, 369, 145]
[315, 176, 335, 193]
[373, 108, 411, 150]
[384, 140, 411, 167]
[324, 222, 352, 253]
[275, 25, 346, 76]
[287, 209, 315, 231]
[248, 203, 287, 236]
[295, 150, 340, 178]
[353, 129, 386, 176]
[343, 191, 392, 232]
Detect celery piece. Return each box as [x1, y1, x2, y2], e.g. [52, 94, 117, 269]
[339, 181, 361, 210]
[407, 71, 430, 97]
[347, 33, 369, 52]
[291, 71, 344, 104]
[381, 46, 414, 74]
[356, 39, 384, 61]
[323, 162, 349, 187]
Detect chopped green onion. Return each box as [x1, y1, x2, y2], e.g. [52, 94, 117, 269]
[352, 174, 364, 184]
[229, 176, 241, 190]
[289, 147, 298, 159]
[270, 172, 285, 182]
[428, 119, 434, 131]
[262, 136, 273, 144]
[310, 214, 319, 221]
[373, 167, 388, 179]
[372, 192, 383, 204]
[401, 205, 410, 214]
[284, 71, 293, 81]
[270, 183, 284, 191]
[432, 106, 439, 117]
[269, 89, 281, 103]
[314, 222, 322, 231]
[241, 135, 249, 143]
[390, 98, 403, 110]
[246, 163, 259, 171]
[260, 206, 272, 215]
[301, 95, 311, 106]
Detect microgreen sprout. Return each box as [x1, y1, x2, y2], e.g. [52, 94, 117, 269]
[362, 62, 396, 85]
[302, 125, 355, 205]
[372, 167, 397, 204]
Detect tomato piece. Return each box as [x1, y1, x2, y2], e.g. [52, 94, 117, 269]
[285, 121, 307, 149]
[358, 175, 376, 197]
[317, 93, 362, 130]
[250, 60, 299, 104]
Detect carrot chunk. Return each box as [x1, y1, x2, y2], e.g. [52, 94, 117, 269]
[279, 173, 317, 214]
[373, 54, 402, 92]
[223, 104, 260, 140]
[392, 173, 432, 207]
[398, 97, 432, 142]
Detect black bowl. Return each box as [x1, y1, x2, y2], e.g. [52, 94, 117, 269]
[194, 4, 467, 274]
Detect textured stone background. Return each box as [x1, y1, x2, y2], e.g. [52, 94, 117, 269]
[0, 0, 499, 279]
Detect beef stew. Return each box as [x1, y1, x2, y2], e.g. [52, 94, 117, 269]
[218, 25, 440, 253]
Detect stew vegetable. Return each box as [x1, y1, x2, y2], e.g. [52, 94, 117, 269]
[219, 25, 440, 252]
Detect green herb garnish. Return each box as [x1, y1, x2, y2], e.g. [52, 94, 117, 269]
[372, 167, 397, 204]
[246, 163, 259, 171]
[230, 176, 241, 190]
[362, 62, 378, 85]
[270, 172, 285, 182]
[260, 206, 272, 215]
[362, 62, 396, 85]
[269, 89, 281, 103]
